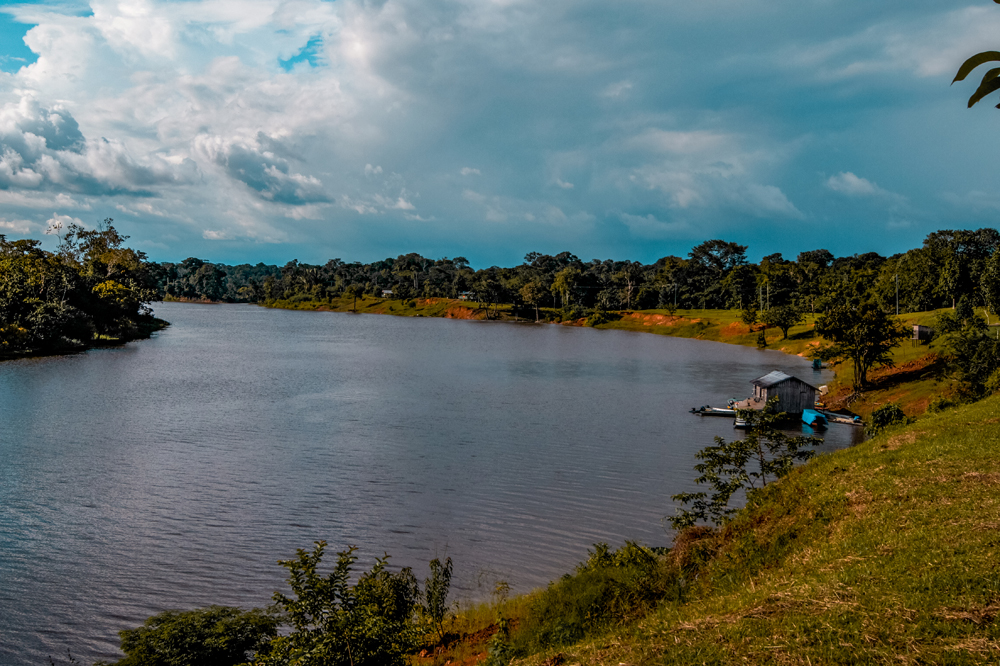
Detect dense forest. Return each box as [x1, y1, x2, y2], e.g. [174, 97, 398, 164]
[154, 228, 1000, 319]
[0, 220, 163, 356]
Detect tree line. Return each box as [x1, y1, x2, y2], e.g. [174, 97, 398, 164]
[0, 219, 163, 356]
[153, 228, 1000, 320]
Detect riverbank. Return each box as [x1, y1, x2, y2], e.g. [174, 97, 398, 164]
[262, 296, 954, 420]
[0, 315, 170, 361]
[415, 391, 1000, 665]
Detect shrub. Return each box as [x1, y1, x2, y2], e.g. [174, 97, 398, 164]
[927, 396, 957, 413]
[99, 606, 278, 666]
[258, 542, 421, 666]
[510, 542, 676, 655]
[866, 403, 907, 436]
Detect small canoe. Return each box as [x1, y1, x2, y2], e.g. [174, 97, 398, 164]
[690, 406, 737, 417]
[802, 408, 828, 429]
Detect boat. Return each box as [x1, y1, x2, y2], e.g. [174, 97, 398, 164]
[802, 408, 828, 429]
[690, 406, 737, 417]
[733, 416, 749, 429]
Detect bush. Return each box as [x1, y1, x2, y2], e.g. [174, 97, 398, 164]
[866, 403, 907, 436]
[510, 542, 676, 655]
[259, 542, 422, 666]
[585, 311, 619, 327]
[927, 396, 957, 413]
[99, 606, 278, 666]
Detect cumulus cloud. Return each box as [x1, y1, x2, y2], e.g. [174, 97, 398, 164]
[826, 172, 906, 206]
[0, 96, 188, 195]
[0, 217, 33, 234]
[0, 0, 986, 262]
[44, 213, 83, 235]
[195, 133, 328, 205]
[619, 212, 688, 239]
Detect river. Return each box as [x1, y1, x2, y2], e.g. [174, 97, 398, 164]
[0, 302, 860, 664]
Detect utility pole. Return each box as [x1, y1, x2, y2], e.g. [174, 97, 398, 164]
[895, 274, 899, 316]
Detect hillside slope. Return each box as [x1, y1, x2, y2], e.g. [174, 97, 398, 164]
[517, 394, 1000, 665]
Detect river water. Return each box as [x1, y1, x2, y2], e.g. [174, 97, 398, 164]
[0, 302, 860, 664]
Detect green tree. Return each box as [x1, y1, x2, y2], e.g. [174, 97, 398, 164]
[815, 301, 910, 391]
[937, 303, 1000, 400]
[259, 542, 421, 666]
[422, 557, 453, 640]
[519, 280, 545, 322]
[551, 266, 580, 308]
[669, 399, 820, 529]
[100, 606, 278, 666]
[761, 303, 804, 340]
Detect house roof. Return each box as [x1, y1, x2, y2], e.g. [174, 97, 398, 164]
[751, 370, 817, 391]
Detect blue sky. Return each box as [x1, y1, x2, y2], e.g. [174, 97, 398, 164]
[0, 0, 998, 267]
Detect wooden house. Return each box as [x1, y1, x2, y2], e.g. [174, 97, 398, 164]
[750, 370, 818, 414]
[912, 325, 933, 342]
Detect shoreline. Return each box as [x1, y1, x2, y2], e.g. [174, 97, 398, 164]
[257, 296, 947, 419]
[0, 316, 170, 362]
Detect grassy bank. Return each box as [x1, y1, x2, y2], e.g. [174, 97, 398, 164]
[418, 393, 1000, 665]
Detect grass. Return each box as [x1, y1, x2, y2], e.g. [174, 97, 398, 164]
[504, 393, 1000, 665]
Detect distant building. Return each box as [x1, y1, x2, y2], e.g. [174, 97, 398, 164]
[458, 291, 473, 301]
[381, 289, 394, 298]
[750, 370, 818, 413]
[913, 325, 933, 342]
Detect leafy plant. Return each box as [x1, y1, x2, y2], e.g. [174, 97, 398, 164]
[258, 541, 421, 666]
[422, 557, 453, 640]
[509, 542, 674, 656]
[866, 403, 908, 436]
[97, 606, 278, 666]
[670, 398, 821, 529]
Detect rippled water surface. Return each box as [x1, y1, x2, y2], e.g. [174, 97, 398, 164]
[0, 303, 860, 664]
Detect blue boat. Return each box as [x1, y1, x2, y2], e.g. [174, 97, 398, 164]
[802, 408, 828, 429]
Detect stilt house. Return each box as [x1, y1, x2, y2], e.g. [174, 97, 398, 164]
[750, 370, 817, 413]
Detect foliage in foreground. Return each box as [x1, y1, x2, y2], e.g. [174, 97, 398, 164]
[96, 606, 278, 666]
[484, 541, 677, 664]
[670, 398, 821, 529]
[103, 544, 453, 666]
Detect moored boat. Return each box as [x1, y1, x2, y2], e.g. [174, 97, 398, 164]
[802, 408, 828, 429]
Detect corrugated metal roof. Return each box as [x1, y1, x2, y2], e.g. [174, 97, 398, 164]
[751, 370, 817, 390]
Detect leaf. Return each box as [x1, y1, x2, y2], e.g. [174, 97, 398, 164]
[953, 51, 1000, 84]
[969, 74, 1000, 108]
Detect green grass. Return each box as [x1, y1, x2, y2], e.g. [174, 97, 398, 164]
[510, 393, 1000, 665]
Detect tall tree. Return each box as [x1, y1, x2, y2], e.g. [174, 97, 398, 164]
[816, 301, 910, 391]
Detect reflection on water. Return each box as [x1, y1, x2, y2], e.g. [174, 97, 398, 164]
[0, 303, 860, 664]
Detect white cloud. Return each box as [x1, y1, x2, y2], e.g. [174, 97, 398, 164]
[554, 178, 574, 189]
[460, 167, 480, 176]
[826, 172, 906, 205]
[619, 212, 688, 239]
[0, 217, 33, 234]
[44, 213, 83, 235]
[365, 164, 383, 176]
[600, 80, 632, 99]
[203, 229, 234, 240]
[826, 171, 879, 196]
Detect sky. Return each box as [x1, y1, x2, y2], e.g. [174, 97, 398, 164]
[0, 0, 999, 267]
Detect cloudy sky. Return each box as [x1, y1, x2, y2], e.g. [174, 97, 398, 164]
[0, 0, 998, 266]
